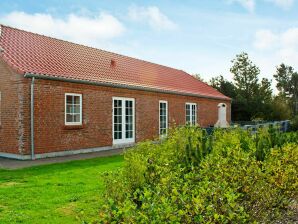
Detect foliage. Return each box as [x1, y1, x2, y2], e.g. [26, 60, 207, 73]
[269, 95, 292, 120]
[229, 52, 274, 121]
[230, 52, 260, 96]
[0, 155, 123, 224]
[192, 73, 205, 83]
[274, 63, 298, 115]
[291, 115, 298, 131]
[100, 127, 298, 223]
[210, 75, 237, 99]
[209, 54, 298, 121]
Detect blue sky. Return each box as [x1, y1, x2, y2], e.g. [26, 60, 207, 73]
[1, 0, 298, 84]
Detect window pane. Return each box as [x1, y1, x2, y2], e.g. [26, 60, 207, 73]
[66, 114, 73, 122]
[74, 114, 80, 122]
[114, 115, 121, 124]
[126, 108, 133, 115]
[126, 100, 132, 108]
[126, 131, 133, 138]
[186, 115, 191, 123]
[114, 131, 122, 140]
[66, 104, 72, 113]
[66, 95, 73, 104]
[114, 100, 122, 108]
[73, 96, 80, 104]
[74, 105, 80, 113]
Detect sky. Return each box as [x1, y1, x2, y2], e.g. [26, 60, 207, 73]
[1, 0, 298, 84]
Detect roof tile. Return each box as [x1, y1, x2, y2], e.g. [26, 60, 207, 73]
[0, 25, 230, 100]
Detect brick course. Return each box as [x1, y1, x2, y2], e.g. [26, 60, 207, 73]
[0, 59, 30, 154]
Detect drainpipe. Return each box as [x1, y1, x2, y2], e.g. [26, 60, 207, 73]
[31, 77, 35, 160]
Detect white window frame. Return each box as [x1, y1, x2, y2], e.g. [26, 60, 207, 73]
[65, 93, 82, 126]
[112, 97, 135, 145]
[185, 102, 197, 125]
[159, 100, 168, 136]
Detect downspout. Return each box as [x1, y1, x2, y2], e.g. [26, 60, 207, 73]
[31, 77, 35, 160]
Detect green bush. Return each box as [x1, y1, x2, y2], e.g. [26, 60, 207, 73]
[99, 127, 298, 223]
[291, 115, 298, 131]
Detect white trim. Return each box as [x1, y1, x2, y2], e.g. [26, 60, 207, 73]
[185, 102, 197, 125]
[0, 143, 134, 160]
[65, 93, 82, 125]
[159, 100, 168, 136]
[112, 97, 135, 145]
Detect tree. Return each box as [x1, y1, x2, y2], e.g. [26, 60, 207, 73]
[230, 52, 273, 121]
[274, 64, 298, 115]
[210, 75, 237, 99]
[192, 74, 205, 83]
[230, 52, 260, 101]
[270, 96, 292, 120]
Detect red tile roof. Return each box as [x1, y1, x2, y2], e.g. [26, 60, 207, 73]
[0, 25, 230, 100]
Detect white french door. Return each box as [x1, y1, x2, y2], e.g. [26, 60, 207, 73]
[113, 97, 135, 145]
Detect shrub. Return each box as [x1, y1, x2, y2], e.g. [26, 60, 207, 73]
[291, 115, 298, 131]
[99, 127, 298, 223]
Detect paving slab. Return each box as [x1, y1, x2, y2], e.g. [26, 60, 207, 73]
[0, 148, 124, 170]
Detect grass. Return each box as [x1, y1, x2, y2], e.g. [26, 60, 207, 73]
[0, 155, 124, 224]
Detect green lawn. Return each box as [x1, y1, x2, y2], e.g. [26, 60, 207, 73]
[0, 155, 124, 224]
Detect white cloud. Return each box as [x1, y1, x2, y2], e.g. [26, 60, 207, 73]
[265, 0, 294, 10]
[228, 0, 255, 12]
[128, 5, 177, 30]
[253, 27, 298, 75]
[1, 11, 125, 47]
[228, 0, 294, 12]
[254, 27, 298, 50]
[280, 27, 298, 48]
[253, 29, 278, 50]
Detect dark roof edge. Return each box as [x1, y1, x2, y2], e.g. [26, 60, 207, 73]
[24, 73, 231, 101]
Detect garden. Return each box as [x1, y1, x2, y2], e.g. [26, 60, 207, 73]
[100, 126, 298, 223]
[0, 126, 297, 223]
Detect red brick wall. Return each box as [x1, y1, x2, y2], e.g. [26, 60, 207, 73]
[0, 61, 231, 155]
[0, 59, 30, 154]
[30, 79, 231, 154]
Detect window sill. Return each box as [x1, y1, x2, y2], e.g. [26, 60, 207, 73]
[63, 124, 84, 130]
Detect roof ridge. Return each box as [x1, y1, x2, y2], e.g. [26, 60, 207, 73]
[0, 23, 185, 74]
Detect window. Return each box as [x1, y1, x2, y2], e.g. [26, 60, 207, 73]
[186, 103, 197, 125]
[113, 97, 135, 144]
[65, 93, 82, 125]
[159, 101, 168, 135]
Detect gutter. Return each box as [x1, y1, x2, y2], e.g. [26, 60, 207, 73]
[24, 73, 231, 101]
[30, 77, 35, 160]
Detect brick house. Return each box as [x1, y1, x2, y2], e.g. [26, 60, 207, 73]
[0, 25, 231, 160]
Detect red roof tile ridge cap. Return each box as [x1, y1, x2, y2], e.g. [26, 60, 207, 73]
[1, 23, 187, 73]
